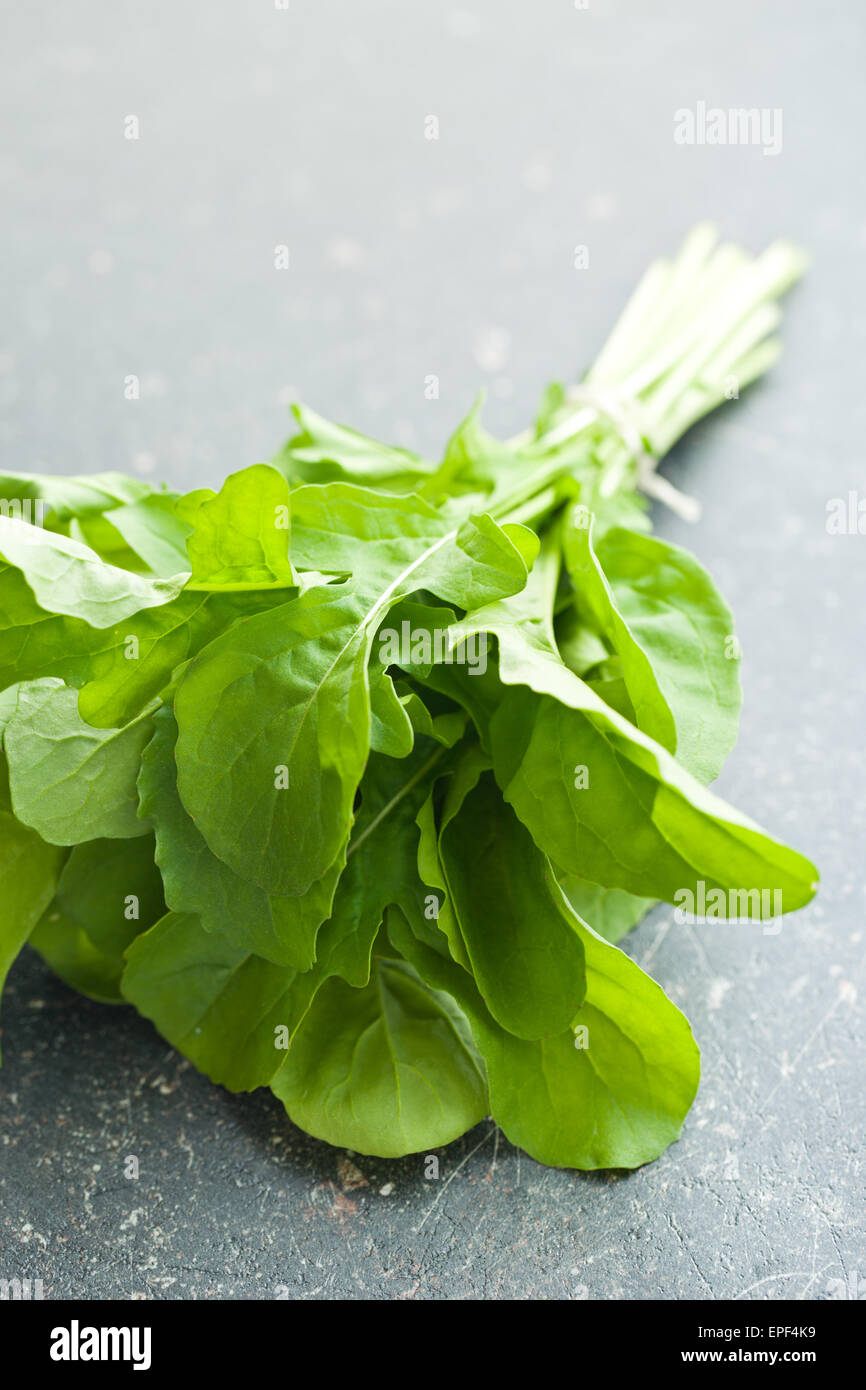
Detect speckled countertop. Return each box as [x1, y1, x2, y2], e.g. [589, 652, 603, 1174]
[1, 0, 864, 1300]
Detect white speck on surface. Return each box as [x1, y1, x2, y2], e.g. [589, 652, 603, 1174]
[447, 10, 481, 39]
[428, 186, 465, 218]
[523, 153, 554, 191]
[88, 249, 115, 275]
[326, 236, 364, 270]
[473, 326, 510, 373]
[584, 191, 617, 221]
[708, 979, 732, 1011]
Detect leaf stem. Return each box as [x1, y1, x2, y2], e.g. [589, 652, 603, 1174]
[347, 746, 448, 857]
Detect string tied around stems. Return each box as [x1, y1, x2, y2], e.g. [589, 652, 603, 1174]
[567, 384, 702, 523]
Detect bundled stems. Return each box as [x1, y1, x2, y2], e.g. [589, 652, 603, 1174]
[504, 224, 806, 526]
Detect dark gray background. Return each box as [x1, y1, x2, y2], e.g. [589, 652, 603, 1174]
[1, 0, 863, 1301]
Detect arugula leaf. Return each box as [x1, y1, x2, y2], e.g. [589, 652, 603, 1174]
[123, 748, 437, 1091]
[328, 737, 453, 960]
[100, 494, 191, 577]
[388, 598, 504, 739]
[75, 588, 291, 728]
[0, 758, 67, 1052]
[29, 908, 127, 1004]
[29, 834, 164, 1003]
[554, 608, 609, 678]
[289, 482, 537, 601]
[438, 773, 586, 1039]
[273, 403, 436, 491]
[139, 706, 342, 969]
[125, 739, 450, 1095]
[389, 897, 699, 1170]
[180, 464, 295, 590]
[451, 551, 817, 917]
[562, 510, 741, 782]
[54, 836, 165, 962]
[490, 677, 816, 915]
[271, 950, 488, 1157]
[413, 744, 489, 970]
[4, 679, 154, 844]
[0, 568, 301, 731]
[67, 513, 154, 574]
[125, 734, 462, 1089]
[0, 566, 105, 695]
[0, 516, 187, 627]
[0, 470, 155, 526]
[420, 396, 527, 505]
[0, 685, 19, 732]
[368, 659, 415, 758]
[121, 911, 325, 1090]
[173, 586, 370, 896]
[397, 683, 468, 748]
[559, 877, 655, 945]
[173, 492, 535, 898]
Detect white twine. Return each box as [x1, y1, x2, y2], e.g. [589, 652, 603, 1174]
[568, 385, 702, 523]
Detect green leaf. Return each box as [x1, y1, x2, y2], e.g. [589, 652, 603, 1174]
[0, 685, 19, 733]
[421, 395, 527, 504]
[369, 667, 468, 759]
[126, 736, 463, 1091]
[0, 470, 155, 526]
[452, 557, 818, 917]
[0, 573, 291, 731]
[101, 494, 191, 577]
[121, 911, 324, 1090]
[0, 761, 66, 1054]
[490, 677, 816, 916]
[28, 834, 163, 1005]
[273, 403, 436, 492]
[270, 952, 488, 1157]
[438, 773, 586, 1039]
[328, 737, 453, 962]
[54, 836, 165, 965]
[289, 481, 537, 609]
[386, 598, 503, 740]
[0, 566, 105, 695]
[368, 661, 414, 758]
[139, 707, 341, 969]
[69, 512, 155, 573]
[414, 743, 491, 969]
[173, 586, 370, 896]
[397, 685, 468, 748]
[173, 488, 535, 898]
[389, 898, 699, 1170]
[120, 778, 431, 1088]
[75, 588, 293, 728]
[181, 464, 295, 589]
[559, 877, 655, 945]
[29, 908, 126, 1004]
[563, 511, 741, 782]
[553, 607, 609, 678]
[563, 510, 677, 752]
[0, 516, 187, 628]
[4, 679, 154, 844]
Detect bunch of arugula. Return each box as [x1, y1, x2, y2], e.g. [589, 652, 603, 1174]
[0, 226, 818, 1168]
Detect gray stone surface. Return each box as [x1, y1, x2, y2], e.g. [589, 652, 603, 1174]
[0, 0, 863, 1300]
